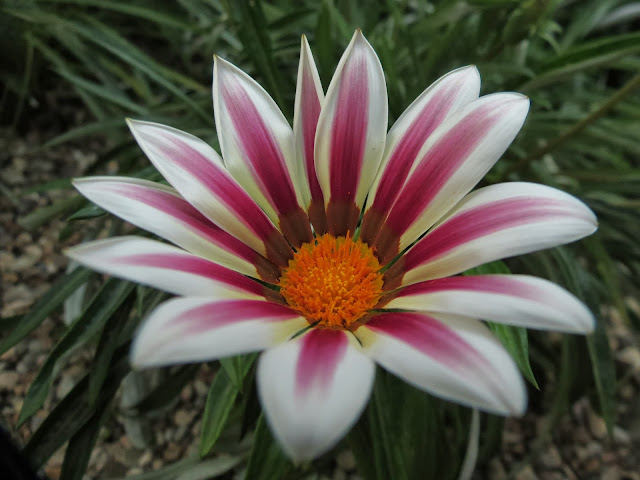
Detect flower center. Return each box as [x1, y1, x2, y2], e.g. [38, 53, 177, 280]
[279, 234, 383, 330]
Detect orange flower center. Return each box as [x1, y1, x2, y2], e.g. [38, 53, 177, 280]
[279, 234, 383, 330]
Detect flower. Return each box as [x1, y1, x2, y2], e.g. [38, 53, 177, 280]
[67, 30, 597, 462]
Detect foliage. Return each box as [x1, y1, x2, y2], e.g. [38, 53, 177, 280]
[1, 0, 639, 478]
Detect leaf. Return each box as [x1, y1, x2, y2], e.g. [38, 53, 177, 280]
[23, 348, 130, 467]
[89, 289, 136, 405]
[244, 415, 291, 480]
[68, 203, 107, 221]
[124, 365, 199, 414]
[19, 195, 86, 231]
[18, 279, 134, 426]
[199, 356, 256, 457]
[464, 261, 538, 387]
[0, 266, 92, 355]
[59, 402, 110, 480]
[175, 455, 242, 480]
[522, 32, 640, 90]
[219, 353, 256, 391]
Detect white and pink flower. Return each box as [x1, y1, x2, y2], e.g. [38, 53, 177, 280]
[67, 31, 597, 461]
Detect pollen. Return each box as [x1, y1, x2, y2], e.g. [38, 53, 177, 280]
[279, 234, 383, 329]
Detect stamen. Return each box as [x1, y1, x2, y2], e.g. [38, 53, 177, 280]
[279, 234, 383, 329]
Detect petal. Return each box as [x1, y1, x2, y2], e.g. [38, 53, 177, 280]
[361, 66, 480, 245]
[293, 35, 327, 234]
[213, 56, 312, 247]
[131, 297, 306, 368]
[72, 177, 280, 281]
[384, 182, 597, 288]
[66, 236, 266, 298]
[385, 275, 594, 333]
[374, 93, 530, 264]
[257, 328, 375, 462]
[127, 119, 293, 267]
[359, 312, 526, 415]
[314, 30, 388, 236]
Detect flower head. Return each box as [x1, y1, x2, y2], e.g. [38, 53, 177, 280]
[68, 31, 597, 461]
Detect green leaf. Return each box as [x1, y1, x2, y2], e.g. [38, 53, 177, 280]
[586, 314, 617, 434]
[19, 195, 86, 231]
[89, 289, 136, 405]
[18, 279, 134, 426]
[0, 266, 92, 355]
[522, 32, 640, 90]
[68, 203, 107, 221]
[59, 401, 110, 480]
[219, 353, 256, 390]
[365, 371, 451, 480]
[199, 355, 256, 457]
[127, 365, 199, 413]
[24, 348, 129, 467]
[487, 323, 538, 388]
[244, 415, 291, 480]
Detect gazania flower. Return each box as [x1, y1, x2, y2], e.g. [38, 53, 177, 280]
[68, 31, 597, 461]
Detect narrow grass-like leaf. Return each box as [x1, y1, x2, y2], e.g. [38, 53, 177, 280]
[199, 369, 240, 457]
[59, 400, 110, 480]
[19, 195, 86, 231]
[18, 279, 134, 426]
[522, 32, 640, 90]
[23, 348, 129, 467]
[219, 353, 256, 391]
[127, 365, 199, 414]
[244, 415, 291, 480]
[88, 291, 136, 405]
[0, 267, 92, 355]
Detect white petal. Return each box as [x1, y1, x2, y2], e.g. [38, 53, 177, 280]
[386, 275, 595, 333]
[72, 176, 265, 278]
[66, 236, 265, 298]
[359, 312, 526, 416]
[361, 66, 480, 244]
[385, 182, 597, 288]
[126, 119, 293, 266]
[314, 30, 388, 236]
[293, 35, 327, 233]
[213, 57, 312, 246]
[257, 328, 375, 462]
[131, 297, 306, 368]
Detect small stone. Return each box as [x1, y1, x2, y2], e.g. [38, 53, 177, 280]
[138, 450, 153, 467]
[0, 371, 18, 390]
[163, 442, 181, 462]
[174, 409, 194, 427]
[612, 426, 631, 445]
[336, 450, 356, 471]
[601, 466, 621, 480]
[540, 446, 562, 468]
[515, 465, 538, 480]
[489, 459, 506, 478]
[587, 410, 607, 439]
[617, 346, 640, 371]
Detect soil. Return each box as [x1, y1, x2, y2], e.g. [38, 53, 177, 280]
[1, 107, 639, 479]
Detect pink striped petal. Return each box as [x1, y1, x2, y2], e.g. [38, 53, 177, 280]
[384, 182, 597, 288]
[374, 94, 530, 264]
[213, 57, 312, 247]
[131, 297, 306, 368]
[361, 66, 480, 245]
[385, 274, 594, 333]
[127, 119, 293, 267]
[257, 328, 374, 462]
[358, 312, 526, 415]
[293, 35, 327, 234]
[73, 177, 280, 281]
[66, 237, 266, 298]
[314, 30, 388, 236]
